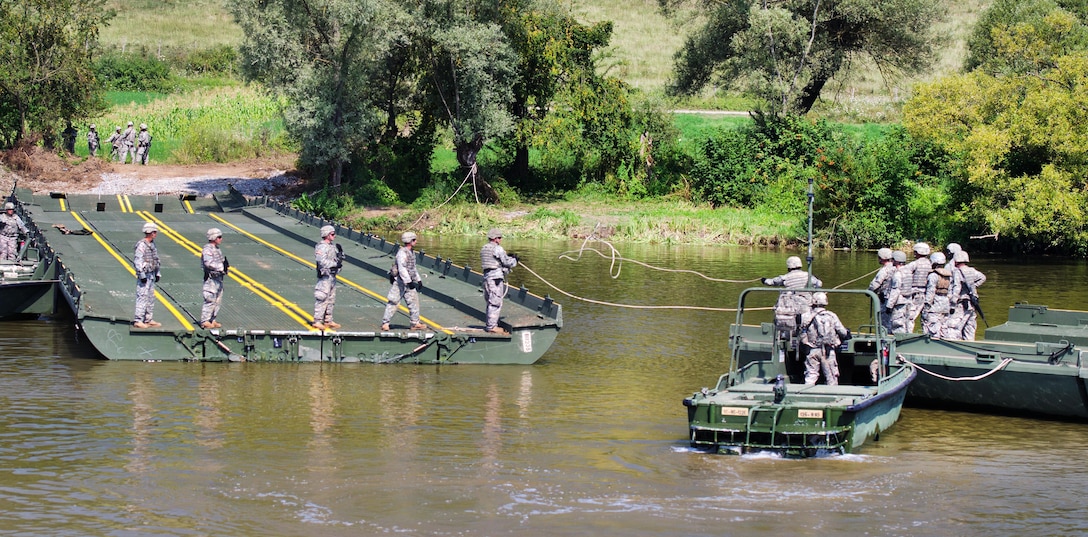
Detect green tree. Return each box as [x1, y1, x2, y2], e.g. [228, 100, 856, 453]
[0, 0, 112, 147]
[661, 0, 943, 114]
[965, 0, 1088, 73]
[904, 51, 1088, 253]
[232, 0, 391, 189]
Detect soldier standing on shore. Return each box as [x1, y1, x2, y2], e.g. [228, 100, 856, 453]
[200, 228, 227, 329]
[87, 124, 100, 157]
[121, 121, 136, 164]
[106, 126, 122, 161]
[311, 225, 342, 330]
[133, 222, 162, 329]
[62, 122, 77, 154]
[136, 124, 152, 165]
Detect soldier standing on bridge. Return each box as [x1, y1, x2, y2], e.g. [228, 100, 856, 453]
[1, 202, 29, 261]
[381, 231, 425, 331]
[312, 225, 342, 330]
[480, 228, 518, 334]
[133, 222, 162, 329]
[200, 228, 227, 329]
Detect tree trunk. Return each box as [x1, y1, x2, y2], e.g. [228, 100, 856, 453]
[456, 134, 498, 203]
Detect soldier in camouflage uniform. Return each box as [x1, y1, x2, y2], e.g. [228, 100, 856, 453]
[87, 124, 100, 157]
[944, 243, 961, 271]
[200, 228, 227, 329]
[133, 222, 162, 329]
[106, 126, 122, 161]
[867, 247, 896, 334]
[121, 121, 136, 164]
[1, 201, 29, 261]
[480, 228, 518, 334]
[799, 292, 851, 386]
[947, 250, 987, 340]
[885, 251, 912, 334]
[923, 252, 953, 338]
[61, 122, 77, 154]
[904, 242, 932, 333]
[381, 231, 424, 331]
[762, 256, 822, 337]
[312, 225, 342, 330]
[136, 124, 152, 165]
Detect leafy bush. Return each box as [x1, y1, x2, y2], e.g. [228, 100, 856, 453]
[179, 45, 238, 76]
[293, 188, 354, 220]
[93, 53, 175, 92]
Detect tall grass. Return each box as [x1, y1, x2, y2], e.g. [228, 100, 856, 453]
[85, 86, 292, 163]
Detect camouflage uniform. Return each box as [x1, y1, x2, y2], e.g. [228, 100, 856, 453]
[867, 248, 896, 334]
[106, 127, 122, 161]
[312, 233, 340, 327]
[763, 258, 822, 335]
[948, 252, 986, 340]
[133, 231, 161, 325]
[121, 123, 136, 164]
[136, 125, 152, 165]
[62, 123, 77, 154]
[904, 243, 932, 333]
[382, 235, 423, 329]
[480, 229, 517, 332]
[923, 261, 953, 339]
[87, 125, 100, 157]
[0, 204, 29, 261]
[201, 230, 226, 327]
[885, 252, 912, 334]
[799, 297, 850, 386]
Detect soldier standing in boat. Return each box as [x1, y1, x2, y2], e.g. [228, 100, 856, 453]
[312, 225, 342, 330]
[133, 222, 162, 329]
[867, 247, 896, 334]
[799, 292, 851, 386]
[0, 201, 29, 261]
[885, 251, 912, 334]
[381, 231, 425, 331]
[905, 242, 932, 333]
[923, 251, 953, 338]
[480, 228, 518, 334]
[947, 250, 987, 340]
[944, 243, 961, 270]
[200, 228, 227, 329]
[762, 256, 822, 337]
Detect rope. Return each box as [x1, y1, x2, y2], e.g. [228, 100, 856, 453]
[832, 267, 878, 289]
[557, 232, 760, 283]
[407, 164, 476, 231]
[518, 261, 769, 312]
[899, 355, 1014, 381]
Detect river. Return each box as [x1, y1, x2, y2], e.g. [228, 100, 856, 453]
[2, 239, 1087, 536]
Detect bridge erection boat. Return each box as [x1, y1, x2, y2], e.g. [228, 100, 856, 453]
[1, 187, 562, 363]
[684, 288, 915, 457]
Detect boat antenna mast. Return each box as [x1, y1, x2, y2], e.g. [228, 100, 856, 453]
[805, 177, 814, 287]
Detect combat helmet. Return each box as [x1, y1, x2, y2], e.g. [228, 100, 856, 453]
[207, 228, 222, 241]
[786, 256, 803, 270]
[892, 251, 907, 263]
[913, 242, 931, 256]
[320, 225, 335, 238]
[401, 231, 417, 244]
[4, 202, 14, 210]
[142, 222, 158, 234]
[953, 251, 970, 264]
[877, 247, 893, 261]
[487, 228, 503, 240]
[811, 292, 829, 306]
[930, 252, 946, 265]
[946, 242, 961, 255]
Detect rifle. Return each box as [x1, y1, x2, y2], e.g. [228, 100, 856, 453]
[971, 294, 988, 327]
[957, 267, 988, 327]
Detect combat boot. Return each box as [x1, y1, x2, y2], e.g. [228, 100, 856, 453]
[132, 322, 149, 329]
[311, 321, 326, 330]
[326, 321, 341, 329]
